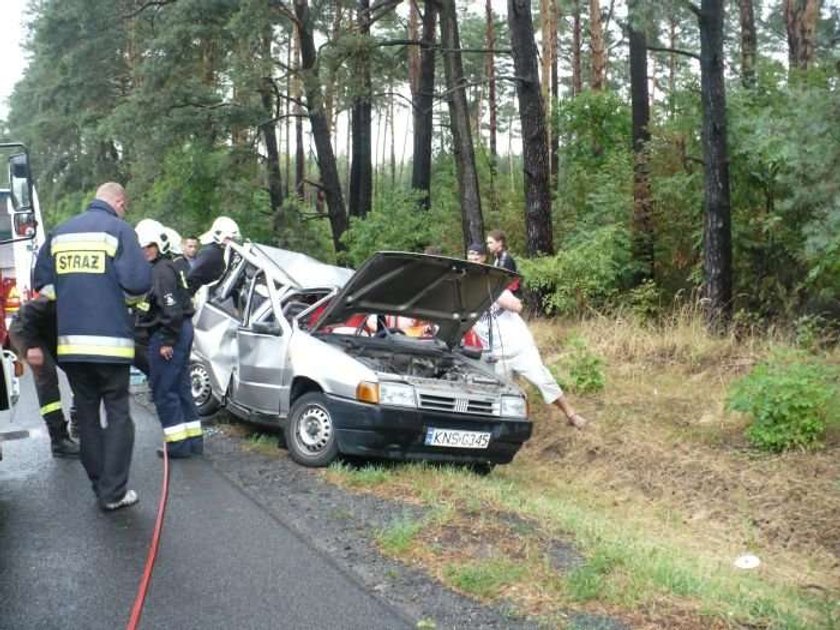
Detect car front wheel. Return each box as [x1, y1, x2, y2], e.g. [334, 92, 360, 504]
[190, 361, 221, 417]
[285, 392, 339, 467]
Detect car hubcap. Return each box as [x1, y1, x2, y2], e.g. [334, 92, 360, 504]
[296, 405, 332, 453]
[191, 364, 212, 406]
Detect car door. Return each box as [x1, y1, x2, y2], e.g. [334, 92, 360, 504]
[232, 270, 291, 416]
[192, 253, 249, 400]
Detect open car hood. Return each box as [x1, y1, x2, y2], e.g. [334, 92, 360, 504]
[311, 252, 518, 347]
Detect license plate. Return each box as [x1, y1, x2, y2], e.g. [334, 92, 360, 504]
[425, 428, 491, 449]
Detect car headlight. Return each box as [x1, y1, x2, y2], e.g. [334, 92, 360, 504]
[379, 382, 417, 408]
[500, 395, 527, 418]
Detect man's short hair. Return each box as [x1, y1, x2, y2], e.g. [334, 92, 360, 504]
[467, 242, 486, 255]
[184, 235, 199, 242]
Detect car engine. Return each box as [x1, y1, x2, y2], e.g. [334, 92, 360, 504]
[351, 347, 497, 385]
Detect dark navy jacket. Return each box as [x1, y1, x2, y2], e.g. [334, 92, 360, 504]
[186, 242, 225, 296]
[33, 200, 152, 364]
[136, 255, 194, 346]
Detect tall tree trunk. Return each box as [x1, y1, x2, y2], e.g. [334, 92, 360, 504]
[408, 2, 421, 94]
[668, 13, 677, 117]
[485, 0, 499, 215]
[260, 79, 285, 219]
[293, 32, 305, 199]
[323, 1, 343, 134]
[485, 0, 498, 160]
[784, 0, 820, 72]
[438, 0, 485, 250]
[294, 0, 349, 251]
[698, 0, 733, 328]
[389, 94, 396, 186]
[738, 0, 757, 87]
[571, 0, 582, 95]
[411, 1, 437, 211]
[589, 0, 606, 90]
[540, 0, 556, 182]
[508, 0, 554, 257]
[285, 37, 292, 197]
[550, 0, 560, 187]
[541, 0, 552, 106]
[349, 0, 373, 218]
[259, 25, 284, 217]
[628, 0, 653, 284]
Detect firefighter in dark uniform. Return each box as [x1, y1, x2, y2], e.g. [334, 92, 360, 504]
[164, 226, 192, 284]
[135, 220, 202, 458]
[34, 182, 152, 511]
[8, 295, 80, 457]
[186, 215, 240, 296]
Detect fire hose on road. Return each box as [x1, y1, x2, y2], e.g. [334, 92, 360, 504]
[127, 443, 170, 630]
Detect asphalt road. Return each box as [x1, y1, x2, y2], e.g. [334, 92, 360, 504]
[0, 371, 412, 630]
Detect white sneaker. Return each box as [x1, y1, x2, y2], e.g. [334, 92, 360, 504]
[102, 489, 139, 511]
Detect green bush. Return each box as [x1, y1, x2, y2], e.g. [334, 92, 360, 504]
[518, 225, 631, 316]
[550, 337, 606, 395]
[340, 186, 460, 266]
[727, 353, 837, 452]
[621, 279, 663, 322]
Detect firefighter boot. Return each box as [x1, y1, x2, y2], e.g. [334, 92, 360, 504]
[49, 423, 80, 458]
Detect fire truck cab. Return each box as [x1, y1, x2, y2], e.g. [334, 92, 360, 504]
[0, 143, 40, 458]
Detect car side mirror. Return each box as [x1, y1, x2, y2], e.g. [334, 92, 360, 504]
[251, 321, 283, 336]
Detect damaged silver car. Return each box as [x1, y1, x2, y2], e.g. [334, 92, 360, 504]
[190, 242, 532, 468]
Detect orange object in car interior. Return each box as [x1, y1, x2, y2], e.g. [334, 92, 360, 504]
[13, 360, 24, 377]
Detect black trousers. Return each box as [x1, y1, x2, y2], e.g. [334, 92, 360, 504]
[63, 363, 134, 505]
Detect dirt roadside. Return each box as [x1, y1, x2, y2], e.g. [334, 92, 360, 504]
[201, 418, 628, 630]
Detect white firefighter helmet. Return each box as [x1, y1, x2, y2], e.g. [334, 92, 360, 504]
[200, 216, 240, 245]
[163, 226, 183, 255]
[135, 218, 171, 255]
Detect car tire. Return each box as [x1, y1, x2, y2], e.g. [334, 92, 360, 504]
[284, 392, 339, 467]
[190, 361, 221, 417]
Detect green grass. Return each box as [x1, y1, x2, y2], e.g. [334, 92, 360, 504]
[376, 514, 425, 554]
[477, 472, 824, 627]
[336, 460, 827, 627]
[246, 431, 277, 454]
[566, 550, 621, 602]
[328, 461, 392, 487]
[443, 558, 526, 599]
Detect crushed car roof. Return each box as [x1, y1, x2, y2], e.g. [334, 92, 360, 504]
[251, 243, 354, 290]
[311, 252, 517, 346]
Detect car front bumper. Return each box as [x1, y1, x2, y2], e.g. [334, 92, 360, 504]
[326, 395, 533, 465]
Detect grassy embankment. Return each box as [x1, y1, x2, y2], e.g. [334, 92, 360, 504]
[322, 313, 840, 629]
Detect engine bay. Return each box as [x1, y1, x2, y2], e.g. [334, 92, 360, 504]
[321, 335, 499, 385]
[358, 351, 500, 386]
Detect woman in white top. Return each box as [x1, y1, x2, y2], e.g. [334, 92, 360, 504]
[467, 243, 587, 430]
